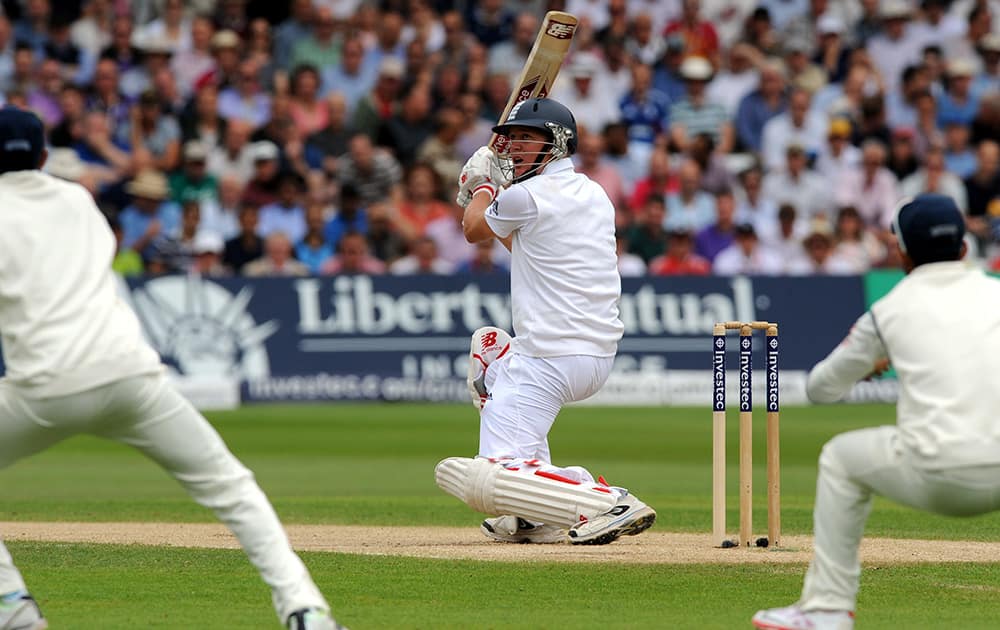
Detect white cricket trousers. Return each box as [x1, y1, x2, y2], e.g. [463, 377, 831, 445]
[479, 352, 613, 465]
[801, 425, 1000, 612]
[0, 373, 327, 622]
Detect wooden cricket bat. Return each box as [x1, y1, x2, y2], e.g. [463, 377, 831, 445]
[489, 11, 579, 157]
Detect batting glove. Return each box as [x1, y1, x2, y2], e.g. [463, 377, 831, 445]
[457, 147, 509, 208]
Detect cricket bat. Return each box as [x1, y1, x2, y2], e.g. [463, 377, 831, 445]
[489, 11, 579, 158]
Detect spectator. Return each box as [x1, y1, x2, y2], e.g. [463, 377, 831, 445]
[942, 122, 977, 179]
[628, 147, 678, 215]
[666, 159, 717, 231]
[129, 89, 181, 173]
[48, 84, 87, 148]
[377, 85, 435, 167]
[189, 231, 230, 277]
[170, 14, 216, 99]
[670, 56, 733, 154]
[735, 59, 789, 155]
[289, 6, 340, 72]
[133, 0, 191, 54]
[218, 59, 272, 128]
[619, 63, 672, 161]
[688, 132, 736, 194]
[200, 174, 243, 241]
[735, 165, 779, 229]
[179, 83, 227, 151]
[602, 121, 648, 192]
[762, 143, 829, 220]
[273, 0, 313, 71]
[886, 63, 931, 130]
[295, 202, 334, 275]
[761, 87, 828, 171]
[664, 0, 721, 67]
[118, 169, 181, 260]
[943, 3, 994, 68]
[758, 203, 811, 262]
[695, 188, 738, 261]
[813, 13, 851, 84]
[352, 57, 405, 142]
[937, 58, 981, 129]
[456, 238, 510, 274]
[244, 231, 309, 277]
[487, 11, 537, 78]
[338, 133, 404, 207]
[320, 37, 376, 116]
[615, 232, 647, 277]
[648, 227, 712, 275]
[867, 1, 923, 97]
[782, 36, 827, 95]
[742, 6, 782, 56]
[287, 64, 329, 137]
[972, 34, 1000, 97]
[258, 171, 307, 243]
[71, 0, 113, 59]
[245, 18, 277, 88]
[625, 194, 669, 263]
[970, 92, 1000, 146]
[438, 10, 476, 70]
[831, 205, 887, 272]
[108, 216, 144, 277]
[466, 0, 514, 49]
[964, 140, 1000, 249]
[651, 35, 689, 104]
[241, 141, 282, 207]
[835, 139, 900, 230]
[308, 93, 354, 175]
[886, 127, 921, 180]
[320, 230, 388, 274]
[815, 118, 861, 182]
[364, 11, 406, 73]
[900, 145, 969, 213]
[364, 203, 408, 264]
[707, 43, 760, 118]
[575, 131, 629, 220]
[552, 51, 621, 135]
[88, 58, 131, 144]
[148, 199, 203, 273]
[223, 203, 264, 273]
[713, 223, 785, 275]
[206, 29, 241, 90]
[207, 119, 256, 185]
[389, 236, 454, 274]
[416, 106, 465, 189]
[169, 140, 217, 205]
[394, 163, 451, 242]
[626, 12, 666, 66]
[785, 219, 857, 275]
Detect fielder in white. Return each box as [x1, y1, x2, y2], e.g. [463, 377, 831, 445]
[435, 97, 656, 545]
[0, 108, 344, 630]
[753, 194, 1000, 630]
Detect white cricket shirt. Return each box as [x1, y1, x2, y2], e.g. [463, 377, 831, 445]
[0, 171, 162, 397]
[806, 261, 1000, 469]
[485, 158, 624, 357]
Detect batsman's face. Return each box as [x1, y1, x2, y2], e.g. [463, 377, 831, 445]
[507, 127, 552, 179]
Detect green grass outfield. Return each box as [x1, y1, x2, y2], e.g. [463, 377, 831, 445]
[3, 403, 999, 628]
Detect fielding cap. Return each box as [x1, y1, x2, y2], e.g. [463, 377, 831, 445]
[0, 106, 44, 174]
[891, 194, 965, 265]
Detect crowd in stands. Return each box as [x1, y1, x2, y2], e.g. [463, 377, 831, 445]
[5, 0, 999, 278]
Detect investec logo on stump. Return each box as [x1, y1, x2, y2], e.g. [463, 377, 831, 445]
[294, 276, 759, 338]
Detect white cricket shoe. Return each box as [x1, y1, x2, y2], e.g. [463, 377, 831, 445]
[567, 491, 656, 545]
[285, 607, 346, 630]
[0, 592, 47, 630]
[752, 604, 855, 630]
[481, 515, 566, 544]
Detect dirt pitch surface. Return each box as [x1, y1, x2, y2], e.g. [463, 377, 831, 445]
[2, 522, 997, 564]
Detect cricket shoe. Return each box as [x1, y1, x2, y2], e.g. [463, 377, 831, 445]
[481, 515, 565, 544]
[0, 592, 47, 630]
[752, 604, 855, 630]
[567, 491, 656, 545]
[285, 607, 347, 630]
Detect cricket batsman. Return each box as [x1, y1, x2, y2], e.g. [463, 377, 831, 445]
[753, 194, 1000, 630]
[435, 97, 656, 545]
[0, 107, 343, 630]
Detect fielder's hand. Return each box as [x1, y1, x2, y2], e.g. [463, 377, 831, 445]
[456, 147, 509, 208]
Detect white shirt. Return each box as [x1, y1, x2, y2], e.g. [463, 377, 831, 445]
[0, 171, 162, 397]
[486, 158, 624, 357]
[712, 243, 785, 275]
[761, 110, 829, 173]
[807, 262, 1000, 469]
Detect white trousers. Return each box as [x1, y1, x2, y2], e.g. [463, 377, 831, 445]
[801, 425, 1000, 612]
[479, 353, 613, 476]
[0, 374, 327, 622]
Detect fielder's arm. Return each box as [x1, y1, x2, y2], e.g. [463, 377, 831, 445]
[806, 311, 888, 403]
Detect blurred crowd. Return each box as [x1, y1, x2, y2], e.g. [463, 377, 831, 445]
[5, 0, 999, 278]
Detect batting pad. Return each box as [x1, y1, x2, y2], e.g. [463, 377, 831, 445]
[435, 457, 617, 527]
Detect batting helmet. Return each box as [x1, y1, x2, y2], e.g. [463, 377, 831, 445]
[492, 97, 578, 157]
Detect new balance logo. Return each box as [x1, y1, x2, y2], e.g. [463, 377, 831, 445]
[546, 21, 576, 39]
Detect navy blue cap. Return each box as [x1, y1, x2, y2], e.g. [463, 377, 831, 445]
[0, 106, 44, 174]
[891, 193, 965, 264]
